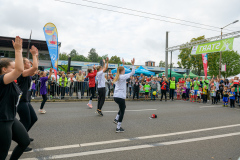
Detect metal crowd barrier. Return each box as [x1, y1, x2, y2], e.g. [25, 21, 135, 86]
[30, 80, 168, 100]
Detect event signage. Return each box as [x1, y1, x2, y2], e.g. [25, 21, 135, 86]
[43, 22, 58, 79]
[202, 53, 208, 77]
[191, 37, 234, 55]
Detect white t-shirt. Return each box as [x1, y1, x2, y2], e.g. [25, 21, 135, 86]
[97, 70, 105, 88]
[113, 67, 135, 99]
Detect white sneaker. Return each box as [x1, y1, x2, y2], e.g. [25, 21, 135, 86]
[39, 109, 46, 114]
[32, 97, 34, 99]
[87, 103, 93, 109]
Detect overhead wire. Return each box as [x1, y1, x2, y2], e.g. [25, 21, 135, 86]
[53, 0, 223, 33]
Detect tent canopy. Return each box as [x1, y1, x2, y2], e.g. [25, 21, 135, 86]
[183, 72, 199, 78]
[111, 66, 131, 74]
[159, 69, 183, 80]
[135, 66, 155, 76]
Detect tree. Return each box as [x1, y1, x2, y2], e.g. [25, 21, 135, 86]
[69, 49, 78, 57]
[178, 36, 207, 76]
[72, 55, 89, 62]
[159, 60, 165, 67]
[109, 55, 122, 64]
[59, 52, 68, 60]
[88, 48, 99, 62]
[221, 51, 240, 78]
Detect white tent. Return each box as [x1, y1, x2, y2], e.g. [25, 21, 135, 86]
[227, 73, 240, 79]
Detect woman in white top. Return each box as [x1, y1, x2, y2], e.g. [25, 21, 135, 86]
[113, 58, 135, 133]
[96, 58, 109, 116]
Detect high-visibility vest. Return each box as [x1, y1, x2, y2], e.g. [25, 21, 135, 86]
[170, 80, 175, 89]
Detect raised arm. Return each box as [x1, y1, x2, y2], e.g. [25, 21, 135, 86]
[120, 58, 135, 80]
[103, 57, 109, 72]
[22, 45, 39, 77]
[3, 36, 24, 85]
[48, 69, 53, 79]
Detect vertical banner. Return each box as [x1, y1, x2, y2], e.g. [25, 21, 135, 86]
[202, 53, 208, 77]
[43, 22, 58, 80]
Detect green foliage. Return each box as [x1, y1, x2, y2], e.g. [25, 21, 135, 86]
[58, 65, 74, 73]
[88, 48, 100, 62]
[221, 51, 240, 78]
[109, 55, 121, 64]
[59, 52, 68, 60]
[159, 60, 165, 67]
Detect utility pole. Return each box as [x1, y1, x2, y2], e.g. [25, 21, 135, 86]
[219, 29, 222, 78]
[170, 51, 172, 78]
[26, 30, 32, 59]
[165, 31, 168, 79]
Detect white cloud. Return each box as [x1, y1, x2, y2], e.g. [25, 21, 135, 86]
[0, 0, 239, 66]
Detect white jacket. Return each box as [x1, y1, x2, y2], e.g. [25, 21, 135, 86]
[113, 67, 135, 99]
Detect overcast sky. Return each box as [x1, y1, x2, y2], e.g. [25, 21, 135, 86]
[0, 0, 240, 66]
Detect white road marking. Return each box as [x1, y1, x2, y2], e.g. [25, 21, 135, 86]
[9, 123, 240, 155]
[103, 109, 157, 112]
[20, 132, 240, 160]
[200, 106, 222, 108]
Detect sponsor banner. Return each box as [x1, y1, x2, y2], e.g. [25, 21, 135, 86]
[191, 37, 234, 55]
[43, 22, 58, 79]
[202, 53, 208, 77]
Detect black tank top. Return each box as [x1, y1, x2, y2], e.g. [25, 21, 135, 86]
[17, 75, 31, 102]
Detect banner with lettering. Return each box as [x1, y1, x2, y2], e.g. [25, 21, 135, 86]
[202, 53, 208, 77]
[191, 37, 234, 55]
[43, 22, 58, 79]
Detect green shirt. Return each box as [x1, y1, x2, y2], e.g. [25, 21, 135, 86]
[193, 81, 200, 90]
[144, 84, 151, 92]
[203, 80, 209, 89]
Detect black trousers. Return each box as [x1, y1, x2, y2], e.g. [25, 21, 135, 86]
[161, 90, 167, 100]
[17, 102, 38, 132]
[211, 96, 217, 104]
[61, 87, 65, 98]
[114, 98, 126, 123]
[97, 88, 106, 110]
[230, 99, 235, 108]
[0, 118, 30, 160]
[40, 94, 48, 109]
[133, 90, 139, 99]
[203, 95, 207, 103]
[169, 89, 175, 100]
[89, 87, 95, 100]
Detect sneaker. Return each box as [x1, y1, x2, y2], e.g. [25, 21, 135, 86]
[113, 119, 118, 124]
[39, 109, 46, 114]
[24, 147, 32, 152]
[193, 101, 195, 102]
[223, 104, 225, 107]
[96, 109, 103, 116]
[116, 127, 124, 133]
[87, 103, 93, 109]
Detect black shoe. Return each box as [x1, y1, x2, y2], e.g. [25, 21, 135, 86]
[160, 99, 162, 101]
[29, 138, 34, 142]
[24, 147, 32, 152]
[113, 119, 118, 124]
[116, 127, 124, 133]
[96, 109, 103, 116]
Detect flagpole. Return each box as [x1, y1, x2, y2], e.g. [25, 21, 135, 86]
[26, 30, 32, 59]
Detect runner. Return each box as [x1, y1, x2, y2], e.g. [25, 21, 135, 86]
[87, 65, 97, 108]
[113, 58, 135, 133]
[39, 69, 53, 113]
[17, 45, 39, 152]
[96, 57, 109, 116]
[0, 36, 30, 159]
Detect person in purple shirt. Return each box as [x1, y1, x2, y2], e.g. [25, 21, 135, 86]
[31, 80, 36, 99]
[39, 69, 53, 114]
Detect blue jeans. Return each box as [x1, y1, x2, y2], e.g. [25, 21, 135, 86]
[151, 88, 157, 100]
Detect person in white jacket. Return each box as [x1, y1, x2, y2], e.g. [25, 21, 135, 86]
[68, 74, 76, 97]
[113, 58, 135, 133]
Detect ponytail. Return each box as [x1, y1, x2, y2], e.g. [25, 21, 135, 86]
[113, 66, 124, 83]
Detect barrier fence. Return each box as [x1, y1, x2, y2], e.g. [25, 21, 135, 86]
[30, 80, 164, 100]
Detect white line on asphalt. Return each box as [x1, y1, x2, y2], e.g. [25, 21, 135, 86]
[20, 132, 240, 160]
[200, 106, 222, 108]
[103, 109, 157, 112]
[9, 123, 240, 155]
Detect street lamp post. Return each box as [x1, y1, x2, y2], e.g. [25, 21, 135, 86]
[219, 20, 239, 77]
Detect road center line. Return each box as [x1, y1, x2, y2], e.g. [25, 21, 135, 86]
[103, 109, 157, 112]
[20, 132, 240, 160]
[9, 123, 240, 155]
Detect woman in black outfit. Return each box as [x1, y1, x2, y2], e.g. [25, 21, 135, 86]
[17, 45, 39, 152]
[0, 36, 30, 160]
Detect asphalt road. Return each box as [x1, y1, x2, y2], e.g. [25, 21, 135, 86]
[7, 100, 240, 160]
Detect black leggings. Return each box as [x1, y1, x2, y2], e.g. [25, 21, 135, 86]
[0, 118, 30, 160]
[230, 99, 235, 108]
[133, 90, 139, 99]
[161, 90, 167, 100]
[17, 102, 38, 132]
[40, 94, 48, 109]
[97, 88, 106, 110]
[169, 89, 174, 100]
[114, 98, 126, 123]
[61, 87, 65, 98]
[89, 87, 95, 100]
